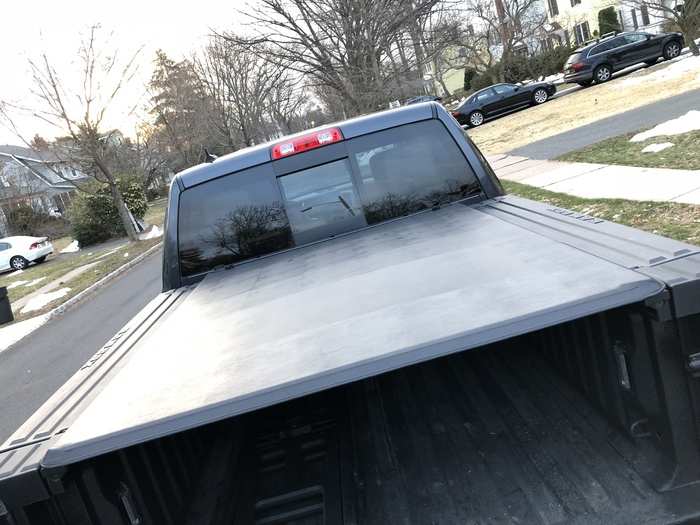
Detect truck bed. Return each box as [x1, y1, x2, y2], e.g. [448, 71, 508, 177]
[187, 339, 700, 525]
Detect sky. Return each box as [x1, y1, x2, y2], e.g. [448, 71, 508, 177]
[0, 0, 248, 145]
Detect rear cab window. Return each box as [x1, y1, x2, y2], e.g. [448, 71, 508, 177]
[177, 119, 482, 277]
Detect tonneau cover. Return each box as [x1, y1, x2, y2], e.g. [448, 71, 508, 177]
[43, 202, 664, 467]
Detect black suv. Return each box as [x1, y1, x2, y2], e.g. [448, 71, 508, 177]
[564, 31, 684, 86]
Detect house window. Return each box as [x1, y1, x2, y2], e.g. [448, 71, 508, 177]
[631, 8, 638, 29]
[641, 5, 650, 25]
[570, 0, 581, 6]
[467, 24, 475, 35]
[548, 0, 559, 16]
[574, 21, 591, 44]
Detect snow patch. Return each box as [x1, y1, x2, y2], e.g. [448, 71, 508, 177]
[641, 142, 675, 153]
[20, 288, 71, 314]
[138, 225, 163, 240]
[123, 252, 129, 258]
[24, 277, 47, 287]
[631, 110, 700, 142]
[60, 240, 80, 253]
[5, 269, 24, 277]
[621, 55, 700, 87]
[6, 280, 29, 289]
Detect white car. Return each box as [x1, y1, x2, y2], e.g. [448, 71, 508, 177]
[0, 236, 54, 272]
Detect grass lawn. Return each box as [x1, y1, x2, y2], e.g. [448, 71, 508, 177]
[0, 198, 167, 321]
[504, 180, 700, 246]
[557, 130, 700, 170]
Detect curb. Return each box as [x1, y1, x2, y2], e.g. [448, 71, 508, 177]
[46, 242, 162, 320]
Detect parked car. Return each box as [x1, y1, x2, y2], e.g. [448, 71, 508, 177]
[451, 81, 556, 127]
[405, 95, 442, 105]
[564, 31, 684, 86]
[0, 236, 53, 272]
[4, 102, 700, 525]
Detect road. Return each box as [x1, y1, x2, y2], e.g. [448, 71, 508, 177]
[0, 251, 162, 442]
[510, 87, 700, 159]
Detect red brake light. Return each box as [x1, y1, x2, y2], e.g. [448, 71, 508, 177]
[451, 111, 460, 118]
[29, 242, 39, 249]
[271, 128, 344, 159]
[571, 62, 585, 72]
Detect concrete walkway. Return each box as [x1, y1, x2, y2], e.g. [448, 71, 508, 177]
[488, 155, 700, 204]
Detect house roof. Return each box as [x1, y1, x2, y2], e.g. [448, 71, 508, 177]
[0, 145, 87, 190]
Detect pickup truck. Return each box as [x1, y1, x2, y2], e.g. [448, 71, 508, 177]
[2, 102, 700, 525]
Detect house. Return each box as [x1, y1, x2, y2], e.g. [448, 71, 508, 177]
[0, 145, 88, 236]
[544, 0, 671, 47]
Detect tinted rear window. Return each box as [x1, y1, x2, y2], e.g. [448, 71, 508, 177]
[178, 119, 481, 277]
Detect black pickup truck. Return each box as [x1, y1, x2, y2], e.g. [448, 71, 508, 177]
[2, 103, 700, 525]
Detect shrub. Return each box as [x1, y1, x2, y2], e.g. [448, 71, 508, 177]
[2, 204, 70, 239]
[598, 7, 621, 36]
[68, 178, 148, 246]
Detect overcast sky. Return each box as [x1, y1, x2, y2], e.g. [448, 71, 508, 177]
[0, 0, 247, 145]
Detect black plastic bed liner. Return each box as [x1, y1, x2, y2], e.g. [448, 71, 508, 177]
[186, 343, 700, 525]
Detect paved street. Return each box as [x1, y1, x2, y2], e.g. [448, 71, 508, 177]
[510, 87, 700, 159]
[0, 251, 162, 442]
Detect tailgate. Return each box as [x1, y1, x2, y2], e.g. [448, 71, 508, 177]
[42, 202, 664, 467]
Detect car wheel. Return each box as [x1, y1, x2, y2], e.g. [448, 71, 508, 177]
[593, 64, 612, 83]
[532, 88, 549, 105]
[663, 41, 681, 60]
[10, 256, 29, 271]
[468, 111, 484, 127]
[34, 256, 47, 264]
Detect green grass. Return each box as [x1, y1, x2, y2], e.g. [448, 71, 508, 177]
[503, 180, 700, 246]
[558, 130, 700, 170]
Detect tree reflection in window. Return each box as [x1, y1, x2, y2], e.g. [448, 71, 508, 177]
[202, 204, 293, 269]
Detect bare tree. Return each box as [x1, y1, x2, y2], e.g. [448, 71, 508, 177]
[622, 0, 699, 55]
[461, 0, 547, 81]
[235, 0, 448, 116]
[0, 25, 143, 240]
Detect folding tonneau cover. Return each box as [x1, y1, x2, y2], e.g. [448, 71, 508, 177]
[35, 199, 682, 468]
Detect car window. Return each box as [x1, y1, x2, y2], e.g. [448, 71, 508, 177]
[178, 120, 482, 277]
[347, 120, 481, 225]
[474, 89, 495, 103]
[0, 242, 9, 251]
[177, 164, 294, 277]
[493, 84, 517, 95]
[624, 33, 647, 44]
[590, 40, 613, 55]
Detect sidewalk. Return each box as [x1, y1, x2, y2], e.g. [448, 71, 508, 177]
[488, 155, 700, 204]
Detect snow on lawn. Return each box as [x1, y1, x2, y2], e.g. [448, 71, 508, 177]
[641, 142, 674, 153]
[6, 280, 29, 289]
[60, 240, 80, 253]
[631, 110, 700, 142]
[24, 277, 47, 287]
[138, 225, 163, 240]
[20, 287, 71, 314]
[621, 55, 700, 87]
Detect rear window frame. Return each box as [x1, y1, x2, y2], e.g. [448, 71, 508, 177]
[176, 118, 485, 281]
